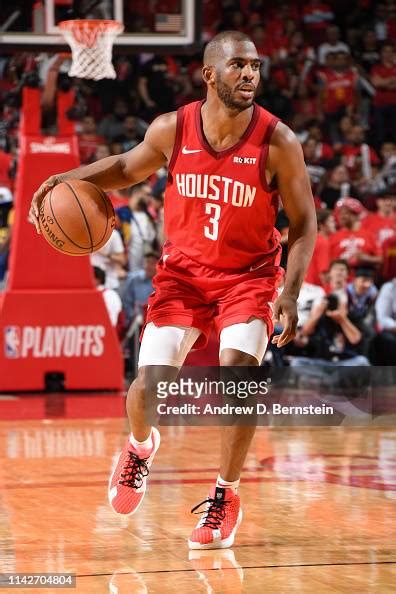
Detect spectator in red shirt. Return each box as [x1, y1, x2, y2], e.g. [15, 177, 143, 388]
[78, 115, 105, 164]
[365, 186, 396, 248]
[302, 0, 334, 45]
[317, 51, 359, 142]
[292, 85, 320, 127]
[305, 208, 335, 287]
[0, 149, 13, 190]
[382, 236, 396, 281]
[307, 121, 335, 160]
[249, 25, 273, 60]
[371, 43, 396, 147]
[266, 3, 300, 40]
[330, 198, 381, 270]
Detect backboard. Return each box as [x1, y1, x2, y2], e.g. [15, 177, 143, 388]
[0, 0, 200, 53]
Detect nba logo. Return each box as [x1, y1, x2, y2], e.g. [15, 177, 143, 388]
[4, 326, 21, 358]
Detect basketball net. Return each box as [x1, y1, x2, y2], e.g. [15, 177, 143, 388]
[59, 20, 124, 80]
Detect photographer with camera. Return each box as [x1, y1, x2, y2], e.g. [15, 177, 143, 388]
[290, 260, 370, 367]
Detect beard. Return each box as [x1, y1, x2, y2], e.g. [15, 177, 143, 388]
[215, 72, 254, 111]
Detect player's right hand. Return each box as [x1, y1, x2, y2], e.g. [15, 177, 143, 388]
[271, 294, 298, 348]
[29, 175, 63, 234]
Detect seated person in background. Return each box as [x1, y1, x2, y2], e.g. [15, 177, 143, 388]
[305, 208, 335, 287]
[303, 137, 327, 195]
[78, 115, 105, 164]
[94, 143, 111, 161]
[318, 25, 350, 65]
[90, 228, 126, 291]
[121, 251, 159, 372]
[121, 251, 159, 327]
[116, 183, 157, 271]
[382, 235, 396, 281]
[319, 164, 358, 209]
[290, 259, 370, 366]
[323, 258, 349, 295]
[306, 121, 335, 162]
[364, 186, 396, 249]
[93, 266, 123, 328]
[330, 198, 381, 271]
[346, 266, 378, 356]
[372, 278, 396, 365]
[341, 124, 380, 183]
[0, 189, 14, 288]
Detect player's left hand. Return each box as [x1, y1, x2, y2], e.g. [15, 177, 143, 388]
[271, 294, 298, 348]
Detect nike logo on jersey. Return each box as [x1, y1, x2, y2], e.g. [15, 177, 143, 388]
[182, 145, 202, 154]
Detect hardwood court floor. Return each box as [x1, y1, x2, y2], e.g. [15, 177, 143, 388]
[0, 393, 395, 593]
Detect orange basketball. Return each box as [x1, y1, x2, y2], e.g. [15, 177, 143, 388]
[38, 179, 116, 255]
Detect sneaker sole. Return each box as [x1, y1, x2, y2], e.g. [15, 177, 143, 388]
[107, 427, 160, 517]
[188, 508, 243, 550]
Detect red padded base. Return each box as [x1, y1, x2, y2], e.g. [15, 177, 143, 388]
[0, 290, 123, 391]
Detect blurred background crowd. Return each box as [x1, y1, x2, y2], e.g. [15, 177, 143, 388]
[0, 0, 395, 368]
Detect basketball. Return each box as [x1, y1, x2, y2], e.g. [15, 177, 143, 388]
[38, 179, 116, 255]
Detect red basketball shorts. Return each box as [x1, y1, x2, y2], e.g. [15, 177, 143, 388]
[145, 242, 284, 349]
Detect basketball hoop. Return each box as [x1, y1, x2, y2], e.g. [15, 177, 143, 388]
[59, 20, 124, 80]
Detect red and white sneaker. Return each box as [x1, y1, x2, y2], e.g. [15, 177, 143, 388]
[108, 428, 160, 516]
[188, 486, 242, 550]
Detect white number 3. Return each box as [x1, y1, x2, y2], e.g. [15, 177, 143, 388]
[204, 203, 221, 241]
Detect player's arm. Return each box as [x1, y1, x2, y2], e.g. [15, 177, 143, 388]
[29, 113, 176, 233]
[268, 123, 317, 348]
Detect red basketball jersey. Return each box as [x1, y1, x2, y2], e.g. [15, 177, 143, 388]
[165, 100, 281, 270]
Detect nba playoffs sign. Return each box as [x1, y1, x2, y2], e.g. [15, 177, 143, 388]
[0, 132, 123, 391]
[0, 291, 123, 391]
[4, 325, 105, 359]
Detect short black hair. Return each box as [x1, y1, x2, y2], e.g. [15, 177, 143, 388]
[203, 30, 254, 65]
[355, 266, 375, 278]
[144, 251, 160, 260]
[93, 266, 106, 285]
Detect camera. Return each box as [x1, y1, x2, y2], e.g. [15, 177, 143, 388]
[327, 294, 339, 311]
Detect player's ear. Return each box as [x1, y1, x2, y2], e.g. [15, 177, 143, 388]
[202, 65, 215, 85]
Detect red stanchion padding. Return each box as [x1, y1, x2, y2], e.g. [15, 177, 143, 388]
[20, 88, 41, 136]
[7, 135, 92, 290]
[0, 134, 123, 391]
[57, 90, 76, 136]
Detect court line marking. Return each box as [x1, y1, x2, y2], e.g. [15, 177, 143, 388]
[75, 560, 396, 578]
[2, 475, 395, 490]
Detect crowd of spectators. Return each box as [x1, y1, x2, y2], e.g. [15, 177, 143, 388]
[0, 0, 395, 367]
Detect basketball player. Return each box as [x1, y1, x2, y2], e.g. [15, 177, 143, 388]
[30, 31, 316, 549]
